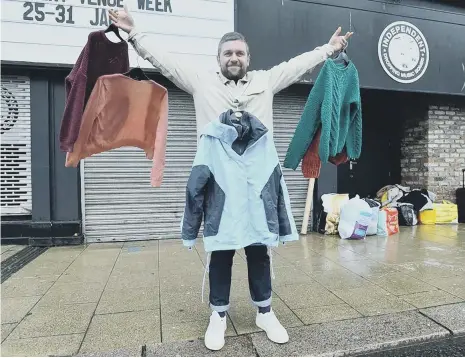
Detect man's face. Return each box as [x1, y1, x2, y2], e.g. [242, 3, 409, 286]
[218, 40, 250, 81]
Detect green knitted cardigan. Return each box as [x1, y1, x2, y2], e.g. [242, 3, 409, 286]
[283, 59, 362, 170]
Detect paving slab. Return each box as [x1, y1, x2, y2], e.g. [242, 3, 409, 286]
[96, 286, 160, 314]
[1, 245, 14, 254]
[228, 296, 302, 335]
[400, 289, 463, 309]
[146, 335, 255, 357]
[85, 243, 125, 250]
[77, 347, 142, 357]
[71, 254, 119, 268]
[420, 302, 465, 334]
[59, 266, 113, 283]
[331, 285, 396, 306]
[293, 304, 362, 325]
[1, 296, 41, 324]
[272, 283, 344, 309]
[123, 240, 159, 248]
[337, 259, 400, 278]
[310, 269, 372, 290]
[294, 259, 344, 274]
[79, 310, 161, 355]
[366, 272, 438, 296]
[159, 260, 205, 278]
[161, 297, 212, 324]
[162, 317, 236, 343]
[1, 334, 83, 357]
[37, 281, 106, 307]
[1, 248, 23, 262]
[106, 271, 159, 290]
[40, 246, 85, 261]
[1, 323, 17, 342]
[270, 266, 316, 286]
[112, 259, 158, 275]
[10, 261, 70, 279]
[425, 275, 465, 299]
[1, 276, 56, 298]
[9, 302, 95, 339]
[354, 295, 416, 316]
[251, 311, 450, 357]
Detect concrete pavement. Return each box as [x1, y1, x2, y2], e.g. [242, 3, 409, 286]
[1, 224, 465, 356]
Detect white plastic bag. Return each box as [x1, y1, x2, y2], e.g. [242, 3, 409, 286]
[338, 195, 373, 240]
[363, 199, 380, 236]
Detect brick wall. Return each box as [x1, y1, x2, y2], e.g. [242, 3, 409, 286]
[401, 111, 429, 189]
[426, 105, 465, 201]
[401, 103, 465, 202]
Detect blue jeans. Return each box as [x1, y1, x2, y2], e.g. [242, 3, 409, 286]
[209, 245, 272, 312]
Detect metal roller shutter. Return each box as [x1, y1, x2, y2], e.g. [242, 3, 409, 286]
[1, 76, 32, 216]
[273, 88, 310, 232]
[83, 85, 310, 242]
[83, 86, 197, 242]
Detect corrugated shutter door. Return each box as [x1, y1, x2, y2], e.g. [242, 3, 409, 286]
[83, 85, 310, 242]
[83, 87, 197, 242]
[273, 88, 310, 232]
[1, 76, 32, 216]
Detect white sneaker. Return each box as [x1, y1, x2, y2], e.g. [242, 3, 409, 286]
[256, 309, 289, 344]
[204, 311, 227, 351]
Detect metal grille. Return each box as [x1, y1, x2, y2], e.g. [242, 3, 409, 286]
[83, 86, 310, 242]
[83, 87, 197, 242]
[274, 89, 311, 231]
[0, 76, 32, 216]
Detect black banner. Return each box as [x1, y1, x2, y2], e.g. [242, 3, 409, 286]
[237, 0, 465, 95]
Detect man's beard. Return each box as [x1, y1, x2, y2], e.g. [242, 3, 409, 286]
[222, 64, 246, 81]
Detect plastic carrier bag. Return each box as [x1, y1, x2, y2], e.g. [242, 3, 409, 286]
[395, 203, 418, 226]
[339, 195, 372, 240]
[419, 209, 436, 225]
[377, 207, 399, 236]
[316, 194, 349, 235]
[433, 201, 459, 224]
[363, 198, 381, 236]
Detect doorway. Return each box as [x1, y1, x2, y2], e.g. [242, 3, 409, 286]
[337, 90, 405, 198]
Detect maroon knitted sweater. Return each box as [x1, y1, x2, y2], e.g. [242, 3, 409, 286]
[59, 30, 129, 152]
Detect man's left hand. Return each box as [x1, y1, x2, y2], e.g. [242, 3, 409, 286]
[328, 27, 353, 52]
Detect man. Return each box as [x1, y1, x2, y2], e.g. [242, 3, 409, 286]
[109, 6, 352, 351]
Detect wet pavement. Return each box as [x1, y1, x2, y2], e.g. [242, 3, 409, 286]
[1, 224, 465, 356]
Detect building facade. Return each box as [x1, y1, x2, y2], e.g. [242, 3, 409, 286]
[1, 0, 464, 245]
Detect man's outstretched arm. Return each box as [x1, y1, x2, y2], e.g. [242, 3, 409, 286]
[109, 6, 201, 95]
[268, 27, 352, 94]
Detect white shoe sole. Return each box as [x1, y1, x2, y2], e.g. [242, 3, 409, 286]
[205, 339, 225, 351]
[256, 321, 289, 344]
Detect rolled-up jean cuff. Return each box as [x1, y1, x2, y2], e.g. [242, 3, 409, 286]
[252, 296, 272, 308]
[210, 303, 230, 312]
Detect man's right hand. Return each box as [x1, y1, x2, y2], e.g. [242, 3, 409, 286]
[108, 4, 134, 34]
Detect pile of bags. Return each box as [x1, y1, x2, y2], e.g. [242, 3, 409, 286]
[316, 194, 399, 239]
[315, 184, 459, 240]
[377, 184, 459, 225]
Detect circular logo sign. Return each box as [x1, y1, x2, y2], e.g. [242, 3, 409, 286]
[378, 21, 429, 83]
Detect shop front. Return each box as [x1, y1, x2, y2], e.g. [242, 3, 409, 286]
[2, 0, 464, 245]
[236, 0, 465, 229]
[1, 0, 236, 244]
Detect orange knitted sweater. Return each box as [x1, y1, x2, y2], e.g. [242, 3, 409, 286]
[65, 73, 168, 187]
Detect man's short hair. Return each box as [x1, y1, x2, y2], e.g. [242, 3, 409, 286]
[217, 32, 249, 57]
